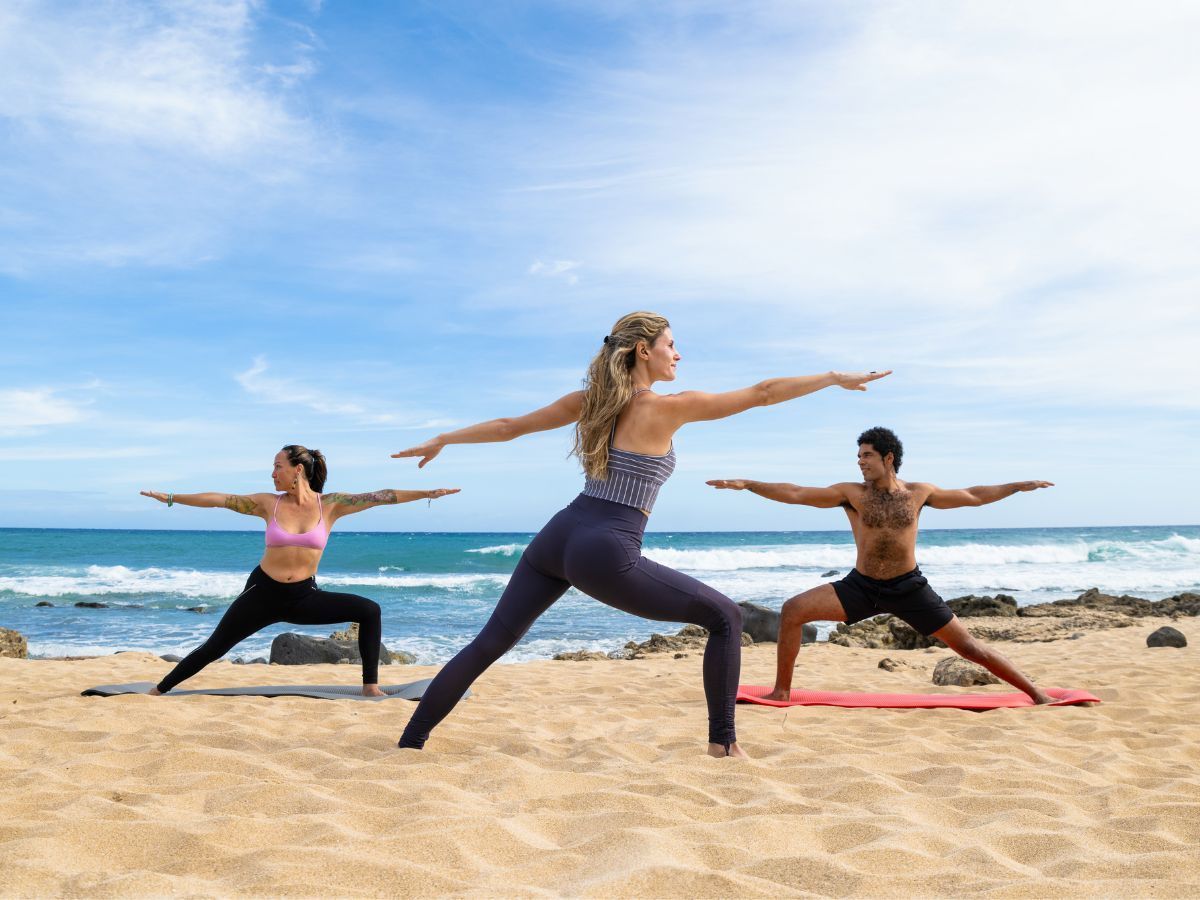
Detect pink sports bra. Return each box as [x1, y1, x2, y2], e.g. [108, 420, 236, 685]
[264, 494, 329, 551]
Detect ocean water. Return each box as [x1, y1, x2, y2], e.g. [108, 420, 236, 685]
[1, 525, 1198, 662]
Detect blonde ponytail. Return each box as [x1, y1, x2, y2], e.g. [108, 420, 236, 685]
[572, 311, 670, 479]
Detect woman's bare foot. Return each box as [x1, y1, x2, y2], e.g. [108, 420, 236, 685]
[148, 687, 163, 696]
[1031, 689, 1057, 705]
[707, 742, 749, 759]
[362, 684, 385, 698]
[765, 688, 792, 702]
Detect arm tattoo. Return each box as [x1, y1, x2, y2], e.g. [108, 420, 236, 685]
[327, 490, 398, 507]
[223, 495, 258, 515]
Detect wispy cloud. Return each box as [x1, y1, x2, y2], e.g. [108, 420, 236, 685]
[529, 259, 580, 286]
[234, 356, 453, 429]
[0, 0, 323, 273]
[0, 386, 92, 435]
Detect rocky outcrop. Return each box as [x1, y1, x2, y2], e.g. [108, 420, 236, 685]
[1, 628, 28, 659]
[35, 601, 54, 607]
[949, 594, 1019, 617]
[329, 624, 415, 663]
[74, 601, 107, 609]
[270, 632, 393, 666]
[1019, 589, 1200, 618]
[552, 650, 610, 661]
[878, 657, 910, 671]
[1147, 626, 1187, 648]
[389, 650, 417, 665]
[931, 657, 999, 687]
[737, 602, 818, 644]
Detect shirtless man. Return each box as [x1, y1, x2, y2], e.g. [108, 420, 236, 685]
[707, 426, 1056, 705]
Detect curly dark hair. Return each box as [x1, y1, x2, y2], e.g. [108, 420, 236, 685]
[857, 426, 903, 472]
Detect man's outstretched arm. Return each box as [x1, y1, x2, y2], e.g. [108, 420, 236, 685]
[923, 481, 1054, 509]
[706, 479, 851, 508]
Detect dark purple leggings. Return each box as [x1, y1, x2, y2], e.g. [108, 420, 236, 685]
[398, 494, 743, 748]
[156, 566, 382, 692]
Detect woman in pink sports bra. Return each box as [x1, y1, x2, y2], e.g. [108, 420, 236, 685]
[141, 444, 458, 697]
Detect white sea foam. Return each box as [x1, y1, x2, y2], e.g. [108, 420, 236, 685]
[644, 535, 1200, 573]
[0, 565, 509, 600]
[0, 565, 248, 599]
[465, 543, 527, 557]
[319, 573, 508, 591]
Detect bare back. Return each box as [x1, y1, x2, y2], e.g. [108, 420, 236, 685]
[841, 480, 935, 579]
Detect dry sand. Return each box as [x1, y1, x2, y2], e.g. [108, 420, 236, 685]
[1, 619, 1197, 897]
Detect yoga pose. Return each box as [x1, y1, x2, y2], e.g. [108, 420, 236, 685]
[141, 445, 458, 696]
[392, 312, 889, 756]
[708, 426, 1056, 704]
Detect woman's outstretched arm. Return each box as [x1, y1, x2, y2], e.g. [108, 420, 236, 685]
[325, 488, 460, 523]
[660, 370, 891, 426]
[392, 391, 584, 467]
[139, 491, 272, 517]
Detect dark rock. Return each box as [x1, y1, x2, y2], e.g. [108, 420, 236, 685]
[948, 594, 1019, 617]
[389, 650, 417, 665]
[185, 606, 207, 613]
[74, 601, 108, 609]
[0, 628, 28, 659]
[160, 653, 182, 662]
[553, 650, 609, 661]
[878, 657, 909, 671]
[674, 652, 688, 659]
[737, 602, 779, 642]
[232, 657, 246, 664]
[821, 570, 840, 578]
[35, 601, 54, 607]
[249, 657, 268, 664]
[1020, 589, 1200, 619]
[931, 657, 999, 687]
[736, 601, 818, 644]
[607, 649, 629, 660]
[269, 632, 393, 666]
[1146, 626, 1187, 648]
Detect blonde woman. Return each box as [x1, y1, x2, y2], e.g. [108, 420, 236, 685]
[393, 313, 888, 756]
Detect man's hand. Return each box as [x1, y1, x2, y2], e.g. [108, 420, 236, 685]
[706, 479, 750, 491]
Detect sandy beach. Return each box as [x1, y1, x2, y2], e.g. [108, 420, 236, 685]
[1, 618, 1197, 898]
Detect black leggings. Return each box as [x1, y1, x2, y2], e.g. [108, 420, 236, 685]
[398, 494, 743, 748]
[157, 566, 383, 692]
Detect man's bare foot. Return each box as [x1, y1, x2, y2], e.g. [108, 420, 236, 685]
[707, 742, 750, 759]
[148, 687, 163, 696]
[765, 688, 792, 702]
[362, 684, 385, 698]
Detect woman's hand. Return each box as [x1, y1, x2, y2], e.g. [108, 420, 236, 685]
[140, 490, 170, 504]
[832, 370, 892, 391]
[392, 438, 445, 468]
[425, 488, 461, 500]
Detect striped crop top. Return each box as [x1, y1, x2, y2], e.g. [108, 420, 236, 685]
[581, 398, 676, 513]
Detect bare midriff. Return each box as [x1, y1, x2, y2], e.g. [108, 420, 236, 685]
[259, 546, 324, 583]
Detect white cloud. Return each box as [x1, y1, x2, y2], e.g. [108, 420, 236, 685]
[234, 356, 454, 429]
[0, 0, 323, 272]
[0, 387, 90, 435]
[494, 2, 1200, 408]
[529, 259, 580, 285]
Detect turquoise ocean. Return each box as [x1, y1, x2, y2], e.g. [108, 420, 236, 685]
[2, 525, 1198, 662]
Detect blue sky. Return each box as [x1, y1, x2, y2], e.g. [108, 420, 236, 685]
[1, 0, 1197, 532]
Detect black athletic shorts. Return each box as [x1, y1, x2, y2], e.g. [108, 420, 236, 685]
[832, 567, 954, 636]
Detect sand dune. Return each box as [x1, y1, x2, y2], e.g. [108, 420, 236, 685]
[1, 618, 1197, 897]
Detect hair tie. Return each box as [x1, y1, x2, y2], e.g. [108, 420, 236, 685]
[602, 335, 610, 345]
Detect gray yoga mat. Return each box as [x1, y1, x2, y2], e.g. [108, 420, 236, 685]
[81, 678, 467, 701]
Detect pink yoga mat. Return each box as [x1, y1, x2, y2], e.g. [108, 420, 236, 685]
[737, 685, 1101, 709]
